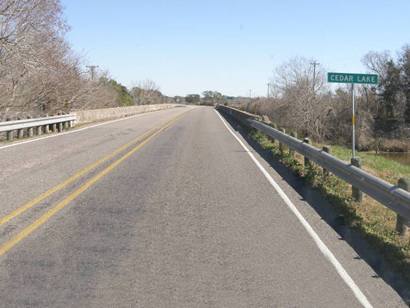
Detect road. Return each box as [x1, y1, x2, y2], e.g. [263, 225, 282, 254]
[0, 106, 406, 307]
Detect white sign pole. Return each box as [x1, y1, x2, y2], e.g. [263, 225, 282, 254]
[352, 83, 356, 159]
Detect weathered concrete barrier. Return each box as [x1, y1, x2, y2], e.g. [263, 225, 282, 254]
[73, 104, 179, 125]
[0, 104, 182, 142]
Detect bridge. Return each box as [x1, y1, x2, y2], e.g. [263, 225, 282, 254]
[0, 105, 407, 307]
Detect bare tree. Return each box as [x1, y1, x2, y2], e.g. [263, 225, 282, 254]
[362, 51, 391, 79]
[267, 57, 330, 139]
[0, 0, 128, 117]
[0, 0, 69, 113]
[138, 79, 160, 92]
[131, 79, 162, 105]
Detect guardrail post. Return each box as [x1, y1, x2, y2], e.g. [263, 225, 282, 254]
[322, 146, 331, 178]
[351, 157, 363, 202]
[36, 126, 42, 136]
[15, 117, 23, 139]
[266, 122, 276, 144]
[28, 127, 34, 137]
[64, 121, 69, 129]
[269, 123, 277, 143]
[17, 128, 24, 139]
[279, 128, 286, 155]
[6, 118, 13, 141]
[262, 115, 271, 125]
[44, 124, 50, 134]
[51, 123, 57, 132]
[6, 130, 13, 141]
[27, 117, 34, 137]
[289, 132, 297, 157]
[58, 122, 63, 132]
[396, 178, 410, 237]
[303, 137, 311, 171]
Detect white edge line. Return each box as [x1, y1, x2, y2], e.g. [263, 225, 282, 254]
[0, 109, 173, 150]
[214, 109, 373, 308]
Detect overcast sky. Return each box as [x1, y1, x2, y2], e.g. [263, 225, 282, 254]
[62, 0, 410, 97]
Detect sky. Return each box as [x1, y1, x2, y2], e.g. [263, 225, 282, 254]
[62, 0, 410, 97]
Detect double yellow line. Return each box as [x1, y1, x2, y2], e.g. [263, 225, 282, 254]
[0, 112, 186, 257]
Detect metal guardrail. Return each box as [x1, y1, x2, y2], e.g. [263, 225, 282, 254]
[0, 115, 76, 132]
[217, 105, 410, 222]
[0, 114, 76, 140]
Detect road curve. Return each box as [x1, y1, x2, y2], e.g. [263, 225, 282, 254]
[0, 106, 405, 307]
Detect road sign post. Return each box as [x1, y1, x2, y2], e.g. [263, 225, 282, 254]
[351, 83, 355, 158]
[327, 72, 378, 159]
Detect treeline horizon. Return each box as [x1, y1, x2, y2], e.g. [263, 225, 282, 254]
[226, 46, 410, 152]
[0, 0, 172, 120]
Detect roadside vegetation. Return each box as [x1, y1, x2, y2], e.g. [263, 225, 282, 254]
[250, 128, 410, 282]
[322, 144, 410, 183]
[226, 47, 410, 279]
[0, 0, 171, 120]
[183, 91, 231, 106]
[231, 45, 410, 153]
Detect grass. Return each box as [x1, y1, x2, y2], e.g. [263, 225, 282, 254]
[250, 129, 410, 283]
[314, 143, 410, 185]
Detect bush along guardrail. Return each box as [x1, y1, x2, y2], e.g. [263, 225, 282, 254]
[0, 114, 76, 141]
[216, 105, 410, 238]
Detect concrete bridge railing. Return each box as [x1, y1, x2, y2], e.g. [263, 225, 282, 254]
[0, 104, 181, 141]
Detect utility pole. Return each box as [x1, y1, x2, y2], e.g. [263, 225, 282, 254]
[86, 65, 99, 81]
[267, 83, 271, 98]
[310, 60, 319, 93]
[249, 89, 252, 98]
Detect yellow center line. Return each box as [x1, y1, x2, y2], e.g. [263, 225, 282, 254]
[0, 111, 187, 257]
[0, 112, 185, 226]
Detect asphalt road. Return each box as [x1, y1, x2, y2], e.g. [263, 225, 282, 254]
[0, 106, 406, 307]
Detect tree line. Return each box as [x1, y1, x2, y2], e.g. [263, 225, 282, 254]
[235, 46, 410, 152]
[0, 0, 169, 120]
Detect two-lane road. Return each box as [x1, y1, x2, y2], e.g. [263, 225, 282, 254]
[0, 106, 405, 307]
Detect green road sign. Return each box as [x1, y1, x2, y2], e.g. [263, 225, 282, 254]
[327, 72, 379, 159]
[327, 72, 378, 85]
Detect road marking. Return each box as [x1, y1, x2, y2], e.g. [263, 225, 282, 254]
[0, 126, 158, 226]
[0, 111, 187, 257]
[214, 110, 373, 308]
[0, 107, 181, 150]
